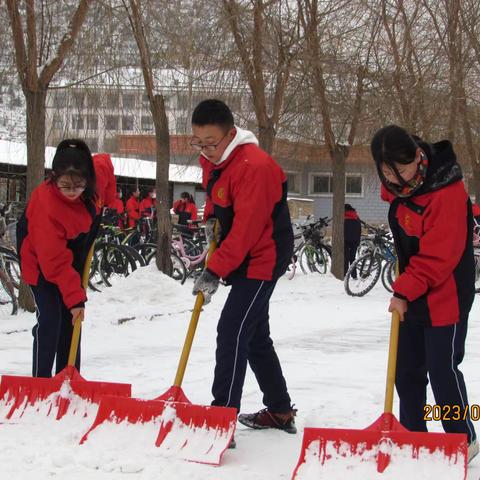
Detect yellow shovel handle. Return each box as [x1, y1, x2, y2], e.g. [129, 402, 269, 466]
[384, 309, 401, 414]
[173, 221, 219, 388]
[67, 244, 95, 368]
[384, 262, 400, 414]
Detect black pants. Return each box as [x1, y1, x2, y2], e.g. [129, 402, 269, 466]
[31, 274, 80, 378]
[396, 316, 476, 443]
[211, 277, 292, 413]
[344, 242, 359, 277]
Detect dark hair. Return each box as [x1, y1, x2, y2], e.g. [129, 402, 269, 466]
[191, 99, 234, 131]
[371, 125, 418, 167]
[51, 139, 96, 201]
[180, 191, 195, 204]
[344, 204, 355, 211]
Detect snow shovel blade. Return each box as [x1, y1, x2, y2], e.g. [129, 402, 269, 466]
[0, 366, 132, 420]
[80, 389, 237, 465]
[292, 413, 467, 479]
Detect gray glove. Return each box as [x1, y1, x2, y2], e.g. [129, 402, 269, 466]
[205, 218, 221, 244]
[192, 269, 220, 304]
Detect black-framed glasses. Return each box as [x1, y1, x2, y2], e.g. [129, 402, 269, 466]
[56, 182, 86, 193]
[190, 132, 229, 152]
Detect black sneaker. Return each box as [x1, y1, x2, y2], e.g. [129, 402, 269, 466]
[238, 408, 297, 434]
[228, 436, 236, 449]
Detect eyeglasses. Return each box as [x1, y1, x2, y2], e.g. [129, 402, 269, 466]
[190, 132, 229, 152]
[57, 183, 86, 194]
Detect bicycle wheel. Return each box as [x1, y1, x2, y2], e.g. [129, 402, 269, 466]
[136, 243, 158, 264]
[0, 267, 18, 315]
[145, 248, 187, 285]
[97, 243, 138, 287]
[381, 260, 395, 293]
[310, 245, 331, 274]
[299, 245, 317, 274]
[475, 251, 480, 293]
[344, 253, 382, 297]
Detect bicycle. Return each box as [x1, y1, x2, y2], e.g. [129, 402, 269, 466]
[344, 222, 396, 297]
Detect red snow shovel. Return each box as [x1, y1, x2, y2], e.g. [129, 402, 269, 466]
[80, 231, 237, 465]
[0, 246, 132, 420]
[292, 310, 468, 479]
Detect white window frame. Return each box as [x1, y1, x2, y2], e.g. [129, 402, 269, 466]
[285, 171, 301, 195]
[308, 172, 364, 198]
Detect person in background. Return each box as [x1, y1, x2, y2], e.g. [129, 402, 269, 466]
[344, 204, 361, 278]
[173, 192, 198, 225]
[371, 124, 478, 463]
[16, 139, 116, 377]
[190, 99, 296, 448]
[139, 188, 156, 218]
[112, 188, 126, 229]
[126, 187, 140, 228]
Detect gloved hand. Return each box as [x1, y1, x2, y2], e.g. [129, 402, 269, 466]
[205, 218, 222, 244]
[192, 269, 220, 304]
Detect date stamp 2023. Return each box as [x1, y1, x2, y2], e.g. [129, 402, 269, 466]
[424, 404, 480, 422]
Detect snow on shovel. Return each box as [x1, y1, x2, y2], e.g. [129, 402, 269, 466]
[0, 246, 132, 421]
[291, 310, 467, 480]
[81, 231, 237, 465]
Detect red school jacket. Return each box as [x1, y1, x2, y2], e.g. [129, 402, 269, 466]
[200, 140, 293, 281]
[381, 140, 474, 326]
[126, 196, 141, 228]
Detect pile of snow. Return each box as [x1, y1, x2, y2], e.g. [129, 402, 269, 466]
[0, 266, 479, 479]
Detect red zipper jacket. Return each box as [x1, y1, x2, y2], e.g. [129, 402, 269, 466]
[18, 183, 97, 309]
[93, 153, 116, 208]
[200, 128, 293, 281]
[126, 196, 140, 227]
[139, 197, 154, 217]
[173, 200, 198, 225]
[381, 140, 474, 326]
[17, 155, 116, 309]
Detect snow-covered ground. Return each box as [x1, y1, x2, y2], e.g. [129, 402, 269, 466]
[0, 265, 479, 479]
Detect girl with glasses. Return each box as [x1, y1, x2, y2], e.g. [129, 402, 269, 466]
[16, 139, 115, 378]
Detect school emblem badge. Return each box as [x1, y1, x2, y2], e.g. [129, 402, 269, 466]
[217, 187, 225, 200]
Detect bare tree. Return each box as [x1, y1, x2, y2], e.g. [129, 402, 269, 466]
[298, 0, 378, 279]
[6, 0, 93, 197]
[6, 0, 92, 310]
[122, 0, 172, 274]
[221, 0, 301, 153]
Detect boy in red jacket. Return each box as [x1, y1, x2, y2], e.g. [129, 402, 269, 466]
[371, 125, 478, 463]
[190, 100, 296, 447]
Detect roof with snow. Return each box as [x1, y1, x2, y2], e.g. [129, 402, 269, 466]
[0, 140, 202, 184]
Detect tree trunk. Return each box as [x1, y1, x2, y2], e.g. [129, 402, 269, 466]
[153, 95, 173, 276]
[330, 146, 347, 280]
[25, 88, 47, 198]
[257, 120, 275, 155]
[18, 88, 47, 312]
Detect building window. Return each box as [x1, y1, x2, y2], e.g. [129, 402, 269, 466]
[310, 174, 332, 194]
[346, 175, 363, 195]
[54, 92, 67, 108]
[52, 114, 63, 130]
[86, 91, 101, 108]
[309, 173, 364, 196]
[72, 91, 85, 109]
[141, 115, 153, 131]
[105, 115, 118, 130]
[85, 138, 98, 152]
[122, 115, 134, 131]
[123, 93, 136, 109]
[106, 92, 119, 109]
[286, 172, 301, 194]
[87, 115, 98, 130]
[71, 115, 84, 130]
